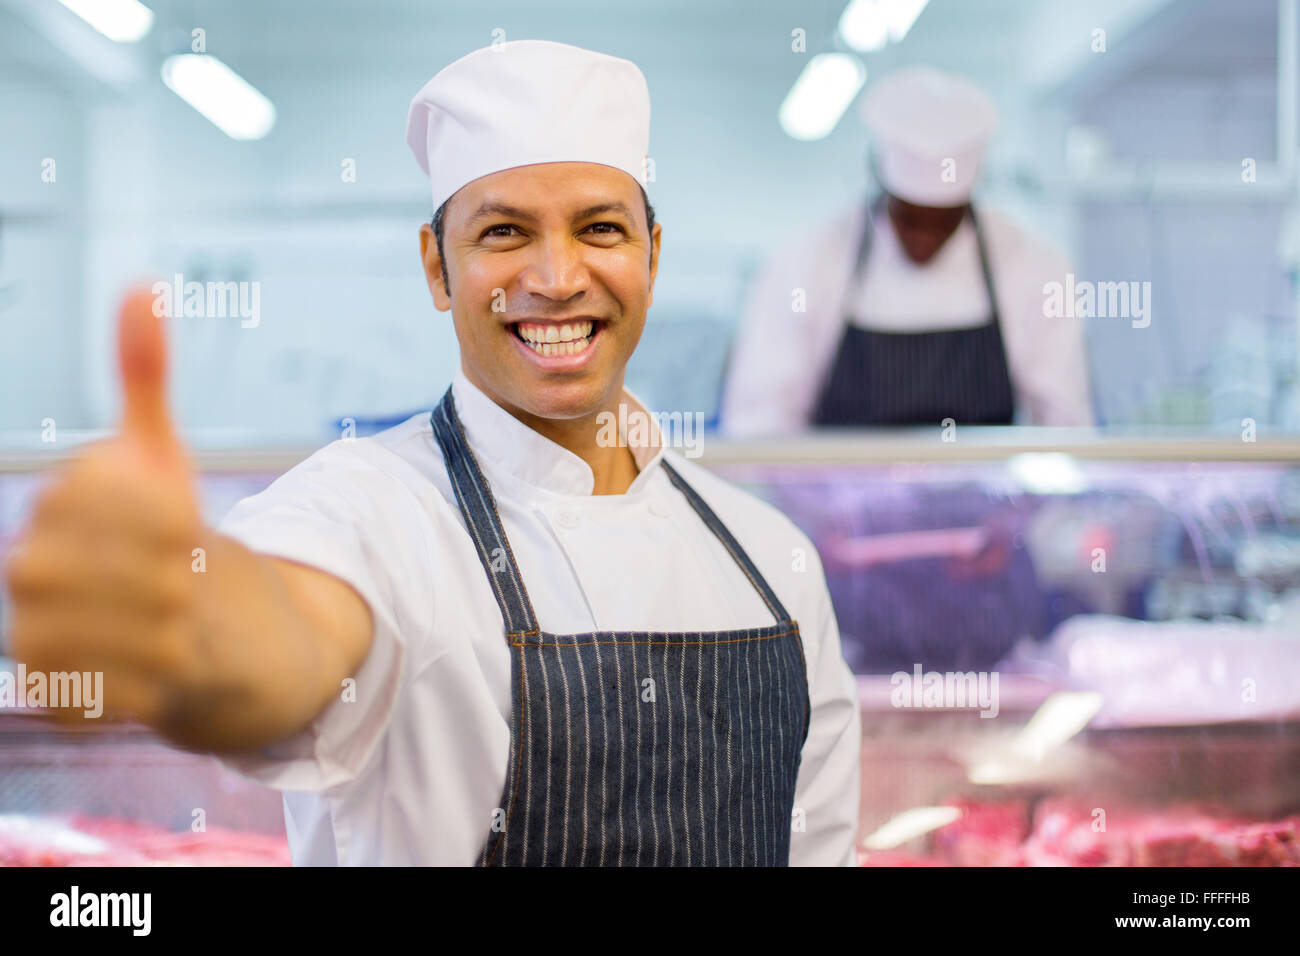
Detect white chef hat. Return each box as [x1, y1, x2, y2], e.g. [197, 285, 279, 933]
[405, 39, 652, 214]
[859, 66, 998, 207]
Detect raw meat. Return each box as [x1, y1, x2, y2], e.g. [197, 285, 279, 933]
[0, 814, 289, 867]
[859, 798, 1300, 867]
[929, 797, 1030, 866]
[858, 848, 945, 866]
[1021, 800, 1300, 868]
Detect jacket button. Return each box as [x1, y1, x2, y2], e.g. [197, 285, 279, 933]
[648, 499, 670, 518]
[554, 508, 580, 529]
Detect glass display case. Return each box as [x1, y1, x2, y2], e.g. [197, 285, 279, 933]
[706, 428, 1300, 866]
[2, 428, 1298, 866]
[0, 458, 293, 866]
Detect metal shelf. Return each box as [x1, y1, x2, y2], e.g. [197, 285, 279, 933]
[3, 427, 1300, 473]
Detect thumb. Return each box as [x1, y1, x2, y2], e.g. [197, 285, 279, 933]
[117, 285, 179, 455]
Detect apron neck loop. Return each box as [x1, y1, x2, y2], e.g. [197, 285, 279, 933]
[660, 462, 795, 626]
[431, 386, 796, 635]
[430, 387, 540, 638]
[967, 205, 1001, 319]
[843, 196, 1000, 321]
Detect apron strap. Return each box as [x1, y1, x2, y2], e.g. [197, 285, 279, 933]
[832, 193, 881, 323]
[430, 389, 540, 637]
[838, 196, 1001, 325]
[431, 386, 795, 638]
[660, 461, 794, 626]
[967, 205, 1002, 323]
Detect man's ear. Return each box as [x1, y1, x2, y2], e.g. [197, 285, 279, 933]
[419, 223, 451, 311]
[647, 221, 662, 308]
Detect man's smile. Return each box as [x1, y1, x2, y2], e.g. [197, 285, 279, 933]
[509, 317, 606, 366]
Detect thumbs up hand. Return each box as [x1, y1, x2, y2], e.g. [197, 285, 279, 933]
[118, 287, 189, 467]
[5, 287, 207, 725]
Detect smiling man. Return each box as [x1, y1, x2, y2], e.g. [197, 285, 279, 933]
[422, 158, 656, 494]
[6, 39, 860, 866]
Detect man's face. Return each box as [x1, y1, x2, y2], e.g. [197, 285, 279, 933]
[886, 195, 967, 265]
[419, 162, 661, 426]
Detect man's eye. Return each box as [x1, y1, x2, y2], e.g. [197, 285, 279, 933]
[586, 222, 625, 235]
[483, 224, 519, 238]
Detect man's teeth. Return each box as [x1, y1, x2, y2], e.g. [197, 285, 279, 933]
[515, 320, 595, 356]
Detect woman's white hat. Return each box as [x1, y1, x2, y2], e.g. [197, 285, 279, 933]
[860, 66, 998, 207]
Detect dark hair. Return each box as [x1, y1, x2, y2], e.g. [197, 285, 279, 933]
[430, 184, 656, 294]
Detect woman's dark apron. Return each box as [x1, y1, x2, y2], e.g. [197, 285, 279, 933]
[430, 388, 811, 866]
[807, 200, 1042, 674]
[811, 198, 1016, 426]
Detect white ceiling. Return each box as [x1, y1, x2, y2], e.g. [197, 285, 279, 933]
[2, 0, 1282, 104]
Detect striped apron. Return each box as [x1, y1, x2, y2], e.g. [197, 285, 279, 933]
[811, 198, 1016, 426]
[430, 388, 811, 866]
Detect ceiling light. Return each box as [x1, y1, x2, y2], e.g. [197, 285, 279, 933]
[839, 0, 930, 52]
[778, 53, 867, 141]
[56, 0, 153, 43]
[161, 54, 276, 141]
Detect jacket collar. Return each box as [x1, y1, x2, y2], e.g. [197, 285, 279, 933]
[449, 368, 665, 497]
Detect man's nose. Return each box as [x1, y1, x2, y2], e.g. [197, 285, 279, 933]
[517, 235, 591, 299]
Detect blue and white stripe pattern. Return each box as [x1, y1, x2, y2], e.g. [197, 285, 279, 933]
[811, 201, 1017, 426]
[431, 389, 811, 866]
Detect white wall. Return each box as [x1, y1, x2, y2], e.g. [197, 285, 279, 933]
[0, 0, 1290, 440]
[0, 78, 86, 433]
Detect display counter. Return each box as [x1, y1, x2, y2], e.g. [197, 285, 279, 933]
[704, 429, 1300, 866]
[1, 426, 1298, 866]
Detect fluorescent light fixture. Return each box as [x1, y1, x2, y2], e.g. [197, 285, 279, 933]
[161, 55, 276, 140]
[838, 0, 930, 52]
[778, 53, 867, 141]
[57, 0, 153, 43]
[838, 0, 889, 52]
[862, 806, 961, 850]
[1008, 452, 1088, 495]
[885, 0, 930, 41]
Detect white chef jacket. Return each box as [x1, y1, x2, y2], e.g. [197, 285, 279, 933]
[217, 368, 862, 866]
[720, 202, 1093, 434]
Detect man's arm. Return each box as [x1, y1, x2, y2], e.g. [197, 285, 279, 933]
[719, 250, 807, 436]
[155, 535, 373, 752]
[4, 288, 373, 754]
[1001, 235, 1095, 427]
